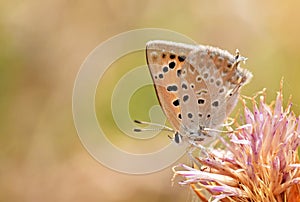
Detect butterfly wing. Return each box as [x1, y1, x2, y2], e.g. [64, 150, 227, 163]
[146, 40, 196, 132]
[184, 46, 253, 130]
[178, 47, 213, 138]
[146, 40, 252, 144]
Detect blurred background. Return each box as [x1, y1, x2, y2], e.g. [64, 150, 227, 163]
[1, 0, 300, 201]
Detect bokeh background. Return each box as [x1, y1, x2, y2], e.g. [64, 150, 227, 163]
[1, 1, 300, 201]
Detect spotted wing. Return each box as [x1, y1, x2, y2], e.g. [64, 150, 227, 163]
[182, 46, 253, 131]
[146, 40, 197, 132]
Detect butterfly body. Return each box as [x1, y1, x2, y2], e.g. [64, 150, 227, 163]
[146, 40, 252, 145]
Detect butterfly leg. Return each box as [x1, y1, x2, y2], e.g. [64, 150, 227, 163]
[187, 141, 209, 158]
[186, 145, 204, 169]
[220, 117, 235, 127]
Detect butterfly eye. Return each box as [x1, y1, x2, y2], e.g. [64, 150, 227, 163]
[174, 132, 182, 144]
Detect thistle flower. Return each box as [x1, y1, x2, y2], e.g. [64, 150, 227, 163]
[173, 81, 300, 202]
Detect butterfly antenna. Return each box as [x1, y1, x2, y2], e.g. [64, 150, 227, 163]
[203, 127, 234, 134]
[133, 120, 175, 133]
[133, 128, 173, 133]
[234, 49, 247, 64]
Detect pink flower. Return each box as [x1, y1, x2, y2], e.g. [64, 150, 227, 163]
[173, 80, 300, 201]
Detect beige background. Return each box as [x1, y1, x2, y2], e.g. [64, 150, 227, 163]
[1, 1, 300, 201]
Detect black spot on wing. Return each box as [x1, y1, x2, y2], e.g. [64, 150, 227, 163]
[172, 99, 180, 107]
[177, 69, 181, 77]
[203, 73, 209, 79]
[198, 99, 205, 105]
[178, 55, 186, 62]
[167, 85, 178, 92]
[183, 95, 189, 102]
[170, 54, 176, 59]
[212, 100, 219, 107]
[169, 61, 176, 69]
[181, 83, 188, 90]
[196, 76, 202, 82]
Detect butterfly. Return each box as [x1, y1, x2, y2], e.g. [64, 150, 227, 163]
[144, 40, 252, 146]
